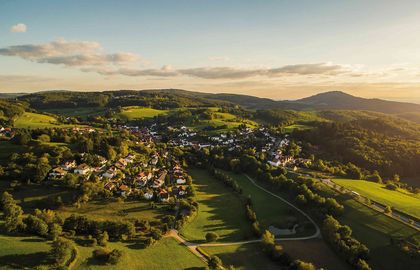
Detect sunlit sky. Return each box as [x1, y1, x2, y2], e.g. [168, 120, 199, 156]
[1, 0, 420, 102]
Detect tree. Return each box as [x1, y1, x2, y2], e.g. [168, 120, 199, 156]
[392, 174, 400, 182]
[205, 232, 219, 242]
[51, 237, 74, 266]
[1, 192, 24, 233]
[38, 134, 51, 143]
[107, 249, 125, 265]
[49, 223, 63, 240]
[384, 205, 392, 214]
[295, 260, 317, 270]
[24, 215, 49, 236]
[356, 259, 372, 270]
[98, 231, 109, 246]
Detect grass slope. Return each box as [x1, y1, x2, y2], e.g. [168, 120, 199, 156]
[180, 169, 252, 242]
[0, 234, 52, 269]
[75, 237, 206, 270]
[116, 106, 168, 120]
[14, 112, 74, 129]
[43, 107, 107, 119]
[333, 179, 420, 218]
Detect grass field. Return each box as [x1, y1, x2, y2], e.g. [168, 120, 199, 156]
[333, 178, 420, 218]
[282, 124, 312, 133]
[0, 234, 53, 269]
[74, 237, 206, 270]
[227, 172, 316, 237]
[310, 177, 420, 270]
[116, 106, 168, 120]
[180, 169, 252, 242]
[13, 112, 75, 129]
[0, 234, 205, 270]
[193, 111, 258, 133]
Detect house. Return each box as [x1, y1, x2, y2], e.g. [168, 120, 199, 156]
[49, 167, 67, 179]
[119, 184, 131, 196]
[62, 160, 77, 171]
[159, 190, 169, 202]
[178, 185, 188, 196]
[176, 177, 186, 184]
[143, 191, 154, 200]
[104, 181, 116, 191]
[74, 163, 91, 175]
[102, 167, 118, 179]
[151, 179, 164, 189]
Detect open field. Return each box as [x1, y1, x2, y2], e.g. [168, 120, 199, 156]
[74, 237, 206, 270]
[282, 124, 313, 133]
[227, 172, 316, 237]
[193, 111, 258, 133]
[0, 234, 205, 270]
[13, 112, 75, 129]
[0, 234, 53, 269]
[333, 178, 420, 218]
[180, 169, 252, 242]
[116, 106, 168, 120]
[310, 177, 420, 270]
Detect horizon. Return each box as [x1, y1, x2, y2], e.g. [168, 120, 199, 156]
[1, 0, 420, 103]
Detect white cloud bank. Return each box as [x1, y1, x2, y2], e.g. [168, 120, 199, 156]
[10, 23, 27, 33]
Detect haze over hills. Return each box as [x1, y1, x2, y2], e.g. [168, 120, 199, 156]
[3, 89, 420, 114]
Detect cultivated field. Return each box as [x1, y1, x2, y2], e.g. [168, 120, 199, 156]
[333, 178, 420, 218]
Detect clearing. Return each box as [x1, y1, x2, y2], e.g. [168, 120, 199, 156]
[116, 106, 168, 120]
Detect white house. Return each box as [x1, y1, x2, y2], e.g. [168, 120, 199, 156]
[74, 163, 91, 175]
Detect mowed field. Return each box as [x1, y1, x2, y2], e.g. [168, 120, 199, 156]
[116, 106, 168, 120]
[14, 112, 74, 129]
[0, 234, 53, 269]
[227, 172, 316, 237]
[193, 110, 258, 132]
[333, 178, 420, 218]
[313, 179, 420, 270]
[74, 237, 206, 270]
[180, 169, 252, 242]
[0, 234, 205, 270]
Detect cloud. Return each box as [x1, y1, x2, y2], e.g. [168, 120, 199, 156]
[0, 40, 352, 80]
[0, 39, 139, 67]
[208, 56, 230, 61]
[10, 23, 27, 33]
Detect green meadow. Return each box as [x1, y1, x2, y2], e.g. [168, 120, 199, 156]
[180, 169, 252, 242]
[333, 178, 420, 218]
[116, 106, 168, 120]
[13, 112, 75, 129]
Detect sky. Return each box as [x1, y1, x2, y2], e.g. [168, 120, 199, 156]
[1, 0, 420, 102]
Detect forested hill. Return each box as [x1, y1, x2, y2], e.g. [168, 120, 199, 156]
[8, 89, 420, 114]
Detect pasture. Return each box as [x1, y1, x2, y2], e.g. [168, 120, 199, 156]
[333, 178, 420, 218]
[13, 112, 74, 129]
[180, 169, 252, 242]
[0, 234, 53, 269]
[43, 107, 107, 119]
[74, 237, 206, 270]
[116, 106, 168, 120]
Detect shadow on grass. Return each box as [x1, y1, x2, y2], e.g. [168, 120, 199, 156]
[20, 238, 45, 243]
[0, 252, 52, 268]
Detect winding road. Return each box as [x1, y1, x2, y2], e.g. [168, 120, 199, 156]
[166, 174, 322, 264]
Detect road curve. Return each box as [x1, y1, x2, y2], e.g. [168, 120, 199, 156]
[167, 173, 321, 259]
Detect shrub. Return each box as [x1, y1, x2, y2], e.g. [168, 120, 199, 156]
[205, 232, 219, 242]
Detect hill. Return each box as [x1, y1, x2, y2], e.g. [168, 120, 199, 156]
[293, 91, 420, 113]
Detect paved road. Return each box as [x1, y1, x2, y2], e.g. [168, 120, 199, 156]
[166, 174, 322, 266]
